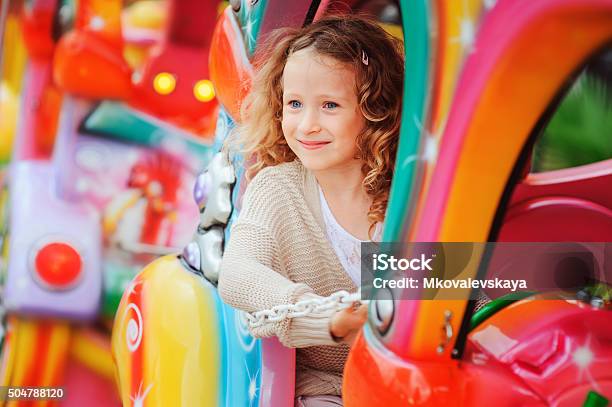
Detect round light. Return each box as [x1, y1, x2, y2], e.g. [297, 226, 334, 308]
[34, 242, 82, 289]
[193, 79, 215, 102]
[153, 72, 176, 95]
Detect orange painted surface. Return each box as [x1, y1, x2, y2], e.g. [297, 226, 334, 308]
[209, 7, 253, 121]
[53, 31, 132, 100]
[74, 0, 123, 47]
[344, 331, 460, 406]
[440, 8, 612, 242]
[33, 81, 62, 157]
[408, 300, 469, 359]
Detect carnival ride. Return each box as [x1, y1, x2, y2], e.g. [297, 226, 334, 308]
[2, 0, 611, 406]
[0, 0, 219, 405]
[344, 0, 612, 406]
[112, 0, 612, 406]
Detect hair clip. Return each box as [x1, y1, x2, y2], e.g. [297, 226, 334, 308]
[361, 50, 369, 66]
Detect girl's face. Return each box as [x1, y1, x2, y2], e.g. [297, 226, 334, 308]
[281, 48, 365, 172]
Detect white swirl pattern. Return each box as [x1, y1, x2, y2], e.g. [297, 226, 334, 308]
[125, 303, 143, 352]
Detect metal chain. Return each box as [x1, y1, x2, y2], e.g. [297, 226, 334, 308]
[242, 289, 368, 329]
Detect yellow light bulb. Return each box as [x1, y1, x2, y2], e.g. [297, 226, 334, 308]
[153, 72, 176, 95]
[193, 79, 215, 102]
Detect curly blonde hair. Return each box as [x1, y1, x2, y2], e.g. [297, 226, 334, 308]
[230, 15, 404, 235]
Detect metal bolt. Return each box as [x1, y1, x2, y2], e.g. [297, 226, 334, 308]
[590, 297, 604, 309]
[577, 289, 591, 302]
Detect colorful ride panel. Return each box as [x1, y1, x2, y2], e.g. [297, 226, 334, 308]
[345, 0, 612, 405]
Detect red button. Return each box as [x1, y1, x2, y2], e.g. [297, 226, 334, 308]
[34, 242, 82, 288]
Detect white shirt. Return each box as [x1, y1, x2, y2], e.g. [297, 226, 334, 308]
[319, 185, 382, 285]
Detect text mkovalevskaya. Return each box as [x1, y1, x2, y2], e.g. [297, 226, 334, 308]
[371, 254, 528, 292]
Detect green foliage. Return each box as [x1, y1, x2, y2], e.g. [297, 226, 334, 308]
[532, 73, 612, 172]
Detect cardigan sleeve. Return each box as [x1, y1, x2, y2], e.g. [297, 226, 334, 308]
[218, 221, 338, 348]
[218, 165, 338, 348]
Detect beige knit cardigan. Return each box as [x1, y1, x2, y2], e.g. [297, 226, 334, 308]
[218, 160, 357, 397]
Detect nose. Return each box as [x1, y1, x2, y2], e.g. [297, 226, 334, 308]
[297, 108, 321, 134]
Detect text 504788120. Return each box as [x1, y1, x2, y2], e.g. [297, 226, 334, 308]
[0, 387, 65, 400]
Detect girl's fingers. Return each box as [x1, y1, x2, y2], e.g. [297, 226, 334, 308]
[355, 303, 368, 318]
[344, 303, 368, 327]
[330, 303, 369, 340]
[347, 303, 368, 322]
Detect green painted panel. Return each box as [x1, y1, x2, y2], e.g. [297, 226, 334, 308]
[384, 0, 430, 241]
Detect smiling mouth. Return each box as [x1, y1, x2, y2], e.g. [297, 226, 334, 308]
[298, 140, 331, 150]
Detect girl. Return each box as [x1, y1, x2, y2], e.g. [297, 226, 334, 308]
[218, 15, 404, 407]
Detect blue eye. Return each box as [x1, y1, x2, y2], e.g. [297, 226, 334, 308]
[323, 102, 338, 109]
[289, 100, 302, 109]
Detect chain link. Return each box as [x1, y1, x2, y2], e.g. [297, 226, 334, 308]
[242, 289, 368, 328]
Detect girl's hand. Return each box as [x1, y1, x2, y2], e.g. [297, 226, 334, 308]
[329, 303, 368, 346]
